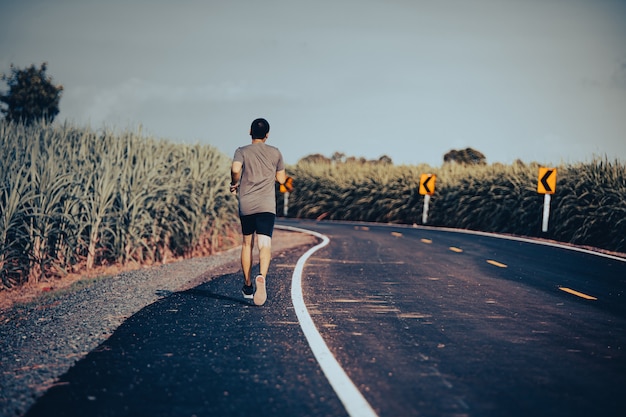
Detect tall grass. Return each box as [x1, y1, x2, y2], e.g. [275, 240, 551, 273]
[0, 121, 239, 289]
[283, 158, 626, 253]
[4, 120, 622, 288]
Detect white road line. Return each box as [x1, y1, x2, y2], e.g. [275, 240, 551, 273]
[277, 225, 379, 417]
[415, 225, 626, 263]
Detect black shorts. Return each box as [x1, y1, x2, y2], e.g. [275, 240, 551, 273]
[240, 212, 276, 237]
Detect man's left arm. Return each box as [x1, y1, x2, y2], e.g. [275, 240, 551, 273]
[275, 169, 286, 186]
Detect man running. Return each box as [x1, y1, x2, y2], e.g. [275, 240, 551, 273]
[230, 118, 286, 306]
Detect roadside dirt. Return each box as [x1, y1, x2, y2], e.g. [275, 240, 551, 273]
[0, 228, 319, 417]
[0, 229, 317, 312]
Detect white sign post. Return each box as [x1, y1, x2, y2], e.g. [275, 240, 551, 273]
[542, 194, 551, 232]
[422, 194, 430, 224]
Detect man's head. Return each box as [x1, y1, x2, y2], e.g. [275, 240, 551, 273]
[250, 118, 270, 139]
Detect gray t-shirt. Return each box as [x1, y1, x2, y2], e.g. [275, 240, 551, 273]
[233, 142, 284, 216]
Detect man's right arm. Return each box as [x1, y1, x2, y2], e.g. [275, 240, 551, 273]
[230, 160, 242, 193]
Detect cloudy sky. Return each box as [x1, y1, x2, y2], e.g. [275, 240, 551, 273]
[1, 0, 625, 166]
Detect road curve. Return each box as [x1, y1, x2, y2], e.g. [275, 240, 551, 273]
[23, 219, 626, 417]
[286, 219, 626, 417]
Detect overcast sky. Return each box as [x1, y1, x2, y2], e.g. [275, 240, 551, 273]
[1, 0, 625, 166]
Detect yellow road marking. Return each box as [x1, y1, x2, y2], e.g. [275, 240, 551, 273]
[372, 308, 401, 314]
[421, 238, 432, 244]
[355, 226, 370, 231]
[559, 287, 598, 300]
[398, 313, 433, 319]
[449, 247, 463, 253]
[487, 260, 508, 268]
[311, 258, 404, 265]
[391, 231, 403, 237]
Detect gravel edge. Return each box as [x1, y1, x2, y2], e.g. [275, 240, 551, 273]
[0, 230, 315, 417]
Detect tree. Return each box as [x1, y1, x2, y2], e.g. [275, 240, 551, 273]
[298, 153, 331, 164]
[331, 152, 346, 164]
[0, 62, 63, 124]
[377, 155, 393, 165]
[443, 147, 486, 165]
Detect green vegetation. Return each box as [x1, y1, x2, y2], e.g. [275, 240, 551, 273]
[3, 119, 623, 290]
[283, 158, 626, 253]
[0, 121, 238, 289]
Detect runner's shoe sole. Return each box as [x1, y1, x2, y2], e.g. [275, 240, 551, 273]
[253, 275, 267, 306]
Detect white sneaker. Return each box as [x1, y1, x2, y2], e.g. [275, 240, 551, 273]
[253, 275, 267, 306]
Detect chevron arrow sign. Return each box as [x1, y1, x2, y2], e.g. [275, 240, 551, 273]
[537, 168, 557, 194]
[419, 174, 436, 196]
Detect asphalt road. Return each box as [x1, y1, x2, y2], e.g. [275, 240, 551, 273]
[24, 219, 626, 417]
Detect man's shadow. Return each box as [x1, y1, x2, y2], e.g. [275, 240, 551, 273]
[24, 271, 260, 417]
[181, 288, 251, 306]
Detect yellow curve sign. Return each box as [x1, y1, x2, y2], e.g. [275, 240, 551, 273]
[419, 174, 436, 195]
[537, 167, 557, 194]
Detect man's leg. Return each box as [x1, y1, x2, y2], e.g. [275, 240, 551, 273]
[257, 234, 272, 278]
[241, 233, 254, 286]
[253, 233, 270, 306]
[255, 213, 276, 280]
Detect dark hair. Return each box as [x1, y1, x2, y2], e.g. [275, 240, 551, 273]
[250, 118, 270, 139]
